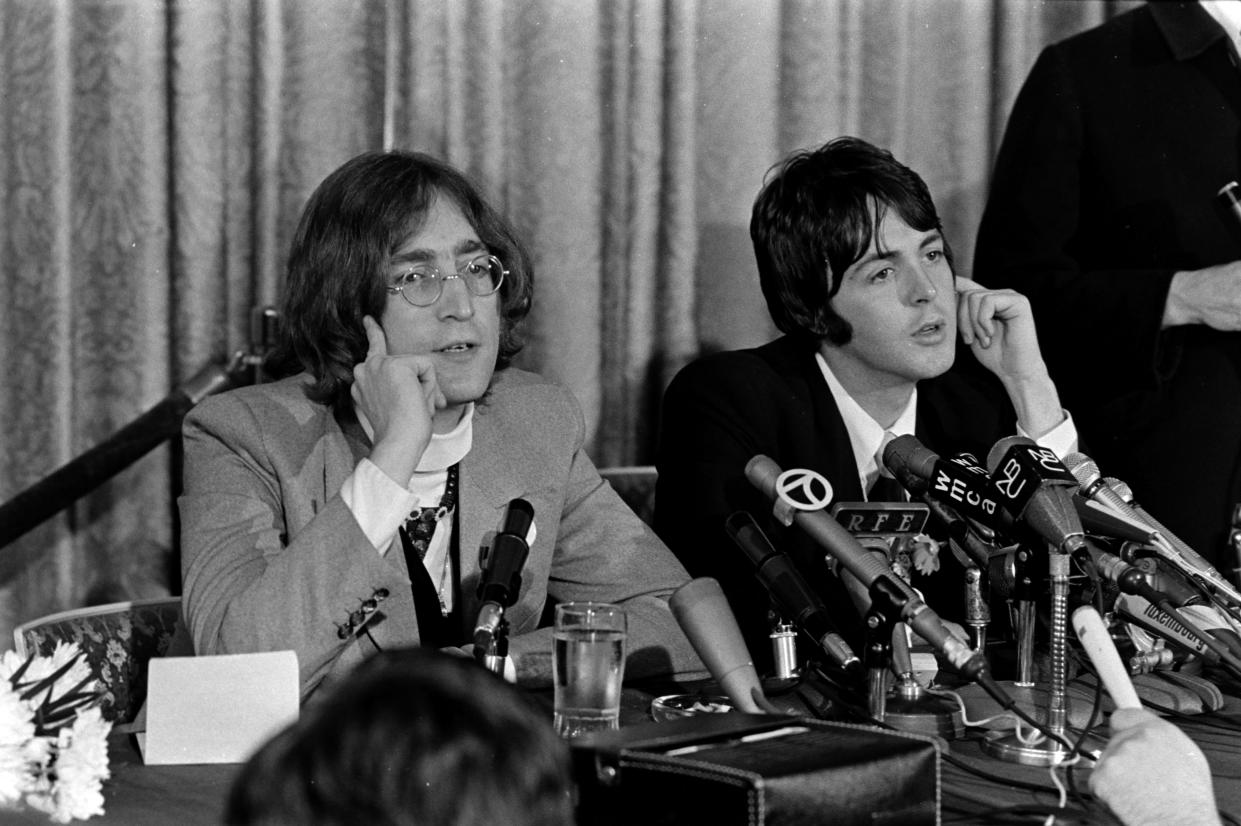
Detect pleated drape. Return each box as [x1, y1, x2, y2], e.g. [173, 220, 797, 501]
[0, 0, 1140, 641]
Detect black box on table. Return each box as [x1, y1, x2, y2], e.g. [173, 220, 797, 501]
[571, 712, 940, 825]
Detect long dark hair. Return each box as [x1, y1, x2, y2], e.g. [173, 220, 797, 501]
[750, 136, 951, 345]
[268, 150, 534, 407]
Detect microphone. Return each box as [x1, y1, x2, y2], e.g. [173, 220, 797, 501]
[745, 455, 988, 683]
[1062, 454, 1241, 615]
[1075, 541, 1186, 613]
[878, 440, 998, 570]
[882, 436, 1013, 533]
[917, 492, 997, 570]
[1115, 463, 1211, 571]
[1073, 497, 1161, 545]
[985, 436, 1087, 555]
[1071, 606, 1141, 710]
[725, 511, 860, 673]
[1063, 453, 1212, 570]
[669, 578, 765, 713]
[473, 499, 535, 653]
[1179, 604, 1241, 661]
[1113, 593, 1220, 666]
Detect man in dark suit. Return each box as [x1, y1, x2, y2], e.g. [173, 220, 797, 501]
[655, 137, 1076, 670]
[975, 1, 1241, 571]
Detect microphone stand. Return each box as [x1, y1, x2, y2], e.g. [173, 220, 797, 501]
[841, 549, 960, 738]
[1011, 545, 1038, 688]
[858, 576, 962, 738]
[0, 304, 279, 552]
[472, 498, 534, 678]
[474, 607, 510, 676]
[0, 352, 249, 551]
[861, 579, 897, 722]
[964, 566, 990, 654]
[982, 547, 1105, 765]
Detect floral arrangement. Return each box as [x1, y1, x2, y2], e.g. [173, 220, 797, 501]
[0, 642, 111, 822]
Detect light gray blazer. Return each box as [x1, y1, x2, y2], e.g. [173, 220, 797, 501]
[179, 367, 703, 699]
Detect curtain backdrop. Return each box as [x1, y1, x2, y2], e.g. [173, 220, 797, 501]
[0, 0, 1139, 641]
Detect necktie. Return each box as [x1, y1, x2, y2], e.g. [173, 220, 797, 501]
[398, 464, 460, 626]
[401, 464, 459, 559]
[869, 433, 906, 502]
[868, 473, 907, 503]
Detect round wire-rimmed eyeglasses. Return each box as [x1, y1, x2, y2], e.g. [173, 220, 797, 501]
[386, 253, 507, 307]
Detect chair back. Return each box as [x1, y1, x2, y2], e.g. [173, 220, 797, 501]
[598, 465, 658, 527]
[13, 596, 183, 724]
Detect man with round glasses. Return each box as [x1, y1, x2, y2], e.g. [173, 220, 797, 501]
[178, 150, 703, 700]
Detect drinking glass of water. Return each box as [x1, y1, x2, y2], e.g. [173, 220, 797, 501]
[553, 602, 627, 738]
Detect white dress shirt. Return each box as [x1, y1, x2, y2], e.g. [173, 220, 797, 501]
[814, 353, 1078, 496]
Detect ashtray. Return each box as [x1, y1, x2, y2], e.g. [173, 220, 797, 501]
[650, 693, 732, 722]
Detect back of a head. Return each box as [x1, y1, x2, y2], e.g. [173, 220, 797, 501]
[749, 136, 947, 344]
[225, 648, 574, 826]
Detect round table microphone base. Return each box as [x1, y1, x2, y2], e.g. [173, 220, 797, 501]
[883, 692, 964, 740]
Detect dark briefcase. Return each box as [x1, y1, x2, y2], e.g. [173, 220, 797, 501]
[571, 713, 940, 825]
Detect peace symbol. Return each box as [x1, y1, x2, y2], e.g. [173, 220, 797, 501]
[775, 468, 834, 511]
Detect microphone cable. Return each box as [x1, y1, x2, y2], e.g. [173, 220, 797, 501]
[812, 658, 1092, 801]
[793, 660, 1102, 817]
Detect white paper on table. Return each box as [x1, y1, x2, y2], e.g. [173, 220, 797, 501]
[136, 650, 299, 765]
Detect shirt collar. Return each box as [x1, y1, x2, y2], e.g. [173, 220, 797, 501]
[814, 352, 917, 492]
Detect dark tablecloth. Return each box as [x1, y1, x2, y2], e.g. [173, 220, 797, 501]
[4, 683, 1240, 825]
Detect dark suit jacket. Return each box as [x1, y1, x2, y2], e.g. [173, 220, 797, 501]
[975, 2, 1241, 566]
[180, 368, 703, 700]
[654, 335, 1014, 670]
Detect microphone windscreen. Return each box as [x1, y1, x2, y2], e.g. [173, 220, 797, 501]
[1073, 497, 1155, 544]
[985, 435, 1034, 474]
[669, 578, 764, 713]
[882, 434, 939, 482]
[501, 498, 535, 542]
[1072, 606, 1141, 710]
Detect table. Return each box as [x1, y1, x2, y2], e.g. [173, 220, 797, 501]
[4, 685, 1240, 825]
[0, 734, 236, 826]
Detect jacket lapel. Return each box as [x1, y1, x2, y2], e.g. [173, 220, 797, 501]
[457, 398, 542, 635]
[788, 342, 866, 503]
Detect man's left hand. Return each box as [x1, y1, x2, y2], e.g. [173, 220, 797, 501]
[956, 277, 1065, 438]
[954, 276, 1047, 381]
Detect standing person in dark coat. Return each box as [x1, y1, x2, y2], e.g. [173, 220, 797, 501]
[975, 1, 1241, 571]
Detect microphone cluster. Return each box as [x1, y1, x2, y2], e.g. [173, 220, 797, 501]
[717, 432, 1241, 735]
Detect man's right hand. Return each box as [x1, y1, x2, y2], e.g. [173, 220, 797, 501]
[1088, 707, 1219, 826]
[351, 315, 447, 486]
[1163, 261, 1241, 330]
